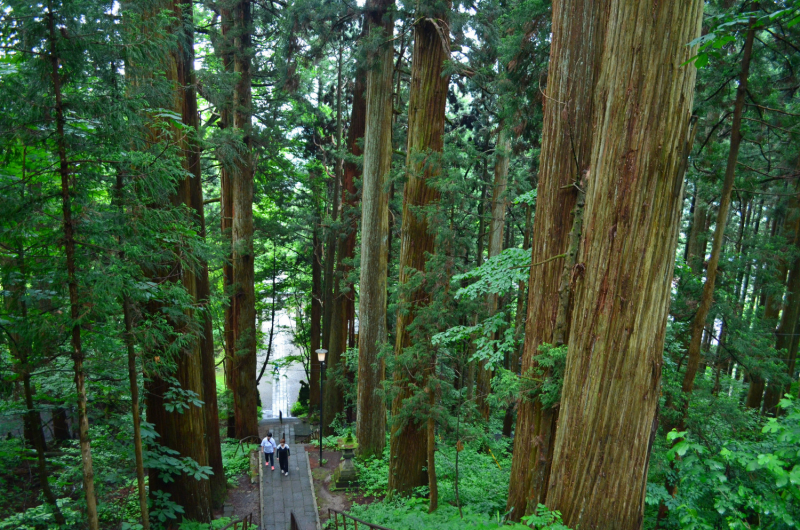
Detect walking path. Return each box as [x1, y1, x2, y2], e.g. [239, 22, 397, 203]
[258, 418, 320, 530]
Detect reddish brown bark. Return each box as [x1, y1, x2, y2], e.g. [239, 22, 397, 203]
[231, 0, 258, 439]
[356, 0, 395, 459]
[137, 1, 215, 520]
[506, 0, 608, 519]
[544, 1, 703, 527]
[682, 18, 756, 406]
[324, 52, 368, 433]
[48, 9, 99, 528]
[388, 0, 451, 496]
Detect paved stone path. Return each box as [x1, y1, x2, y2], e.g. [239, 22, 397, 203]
[259, 419, 320, 530]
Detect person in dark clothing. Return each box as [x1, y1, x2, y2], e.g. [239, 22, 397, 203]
[276, 438, 290, 476]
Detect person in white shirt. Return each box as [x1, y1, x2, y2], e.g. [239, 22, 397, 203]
[261, 432, 277, 470]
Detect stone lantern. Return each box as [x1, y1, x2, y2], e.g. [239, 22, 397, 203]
[332, 432, 359, 489]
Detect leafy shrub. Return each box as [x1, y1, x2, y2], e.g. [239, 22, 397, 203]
[178, 516, 257, 530]
[341, 498, 570, 530]
[291, 400, 308, 417]
[354, 445, 391, 498]
[0, 497, 83, 530]
[654, 396, 800, 529]
[221, 441, 252, 486]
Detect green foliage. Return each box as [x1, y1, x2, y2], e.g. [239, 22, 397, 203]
[342, 498, 570, 530]
[0, 498, 83, 530]
[652, 397, 800, 529]
[354, 443, 391, 498]
[291, 400, 309, 417]
[178, 516, 257, 530]
[221, 441, 252, 487]
[452, 248, 531, 301]
[520, 343, 567, 409]
[687, 1, 800, 67]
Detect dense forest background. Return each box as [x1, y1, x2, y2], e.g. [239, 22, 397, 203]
[1, 0, 799, 529]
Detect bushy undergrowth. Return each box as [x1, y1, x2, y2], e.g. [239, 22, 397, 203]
[178, 516, 257, 530]
[353, 435, 511, 514]
[221, 440, 252, 486]
[342, 498, 569, 530]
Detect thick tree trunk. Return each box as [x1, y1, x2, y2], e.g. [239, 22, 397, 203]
[388, 2, 450, 496]
[356, 0, 395, 459]
[506, 0, 608, 519]
[48, 10, 100, 528]
[682, 18, 756, 405]
[180, 13, 226, 503]
[544, 2, 703, 528]
[138, 1, 215, 520]
[764, 184, 800, 414]
[231, 0, 258, 439]
[524, 177, 586, 516]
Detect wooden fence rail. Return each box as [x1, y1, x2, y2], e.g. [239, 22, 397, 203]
[219, 512, 254, 530]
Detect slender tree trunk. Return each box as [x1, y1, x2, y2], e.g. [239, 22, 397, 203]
[310, 216, 323, 409]
[356, 0, 395, 459]
[427, 384, 438, 512]
[122, 297, 150, 530]
[116, 172, 151, 530]
[48, 9, 99, 528]
[6, 253, 66, 524]
[686, 190, 708, 274]
[477, 125, 510, 420]
[218, 4, 236, 440]
[543, 2, 702, 527]
[322, 49, 344, 353]
[506, 0, 608, 518]
[502, 191, 534, 438]
[682, 18, 756, 407]
[388, 1, 450, 496]
[231, 0, 258, 439]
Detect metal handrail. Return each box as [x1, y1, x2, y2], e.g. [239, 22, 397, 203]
[328, 508, 394, 530]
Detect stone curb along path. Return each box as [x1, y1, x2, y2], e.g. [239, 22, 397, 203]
[258, 419, 321, 530]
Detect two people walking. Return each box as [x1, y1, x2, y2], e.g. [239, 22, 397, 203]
[261, 432, 291, 476]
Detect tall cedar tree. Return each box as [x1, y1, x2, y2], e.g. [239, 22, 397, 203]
[356, 0, 395, 459]
[231, 0, 259, 439]
[388, 0, 451, 496]
[139, 0, 217, 520]
[544, 1, 703, 528]
[507, 0, 607, 518]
